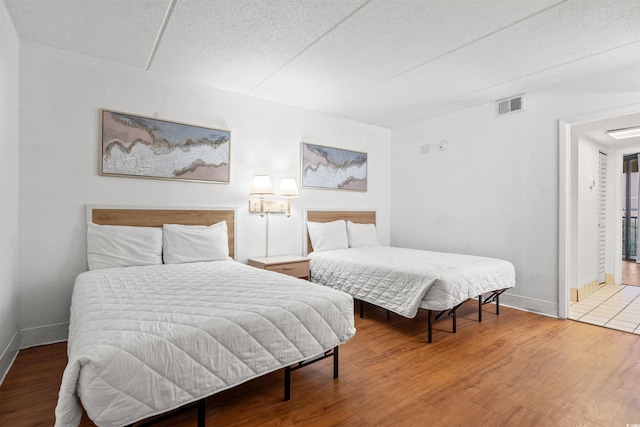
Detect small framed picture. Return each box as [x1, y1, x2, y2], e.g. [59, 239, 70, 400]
[301, 142, 367, 191]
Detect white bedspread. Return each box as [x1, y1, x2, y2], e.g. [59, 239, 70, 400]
[55, 261, 355, 427]
[309, 246, 515, 316]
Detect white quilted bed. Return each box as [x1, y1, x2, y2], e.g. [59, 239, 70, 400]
[309, 246, 515, 317]
[55, 260, 356, 427]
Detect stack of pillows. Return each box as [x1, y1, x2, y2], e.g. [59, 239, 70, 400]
[88, 218, 379, 270]
[86, 221, 229, 270]
[307, 220, 379, 253]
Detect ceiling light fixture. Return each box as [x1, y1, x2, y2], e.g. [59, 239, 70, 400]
[606, 126, 640, 140]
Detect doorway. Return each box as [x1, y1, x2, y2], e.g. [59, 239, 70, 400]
[567, 132, 640, 334]
[621, 153, 640, 286]
[621, 260, 640, 287]
[559, 107, 640, 320]
[621, 154, 638, 262]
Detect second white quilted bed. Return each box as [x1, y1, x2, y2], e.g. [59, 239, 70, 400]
[309, 246, 515, 317]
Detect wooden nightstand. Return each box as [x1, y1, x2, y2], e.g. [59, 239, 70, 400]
[248, 255, 310, 280]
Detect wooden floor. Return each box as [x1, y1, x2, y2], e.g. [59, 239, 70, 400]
[2, 301, 640, 426]
[622, 260, 640, 287]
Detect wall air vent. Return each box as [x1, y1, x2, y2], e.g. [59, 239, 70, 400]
[496, 94, 524, 116]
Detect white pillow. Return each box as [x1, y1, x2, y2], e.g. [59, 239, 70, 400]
[162, 221, 229, 264]
[347, 221, 379, 248]
[307, 220, 348, 252]
[87, 223, 163, 270]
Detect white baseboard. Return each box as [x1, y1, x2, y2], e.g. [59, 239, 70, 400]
[499, 293, 558, 318]
[19, 322, 69, 349]
[0, 331, 21, 385]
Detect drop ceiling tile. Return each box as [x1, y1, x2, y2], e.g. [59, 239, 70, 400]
[252, 0, 640, 127]
[149, 0, 368, 93]
[249, 0, 563, 115]
[353, 42, 640, 128]
[324, 0, 640, 127]
[4, 0, 172, 68]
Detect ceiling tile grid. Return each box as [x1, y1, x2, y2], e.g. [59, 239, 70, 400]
[3, 0, 640, 129]
[149, 0, 368, 93]
[249, 0, 566, 112]
[5, 0, 172, 68]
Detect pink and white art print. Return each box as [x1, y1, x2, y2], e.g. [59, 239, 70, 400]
[100, 110, 230, 184]
[301, 142, 367, 191]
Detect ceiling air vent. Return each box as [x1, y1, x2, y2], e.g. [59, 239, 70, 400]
[496, 94, 524, 116]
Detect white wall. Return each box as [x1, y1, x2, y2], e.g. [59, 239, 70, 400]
[17, 43, 391, 347]
[0, 0, 21, 383]
[390, 64, 640, 316]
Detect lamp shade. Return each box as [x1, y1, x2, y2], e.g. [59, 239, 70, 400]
[250, 175, 274, 195]
[278, 178, 299, 197]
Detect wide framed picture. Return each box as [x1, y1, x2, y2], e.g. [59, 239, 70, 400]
[100, 109, 230, 183]
[301, 142, 367, 191]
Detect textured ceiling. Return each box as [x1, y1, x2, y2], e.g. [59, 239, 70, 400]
[4, 0, 640, 129]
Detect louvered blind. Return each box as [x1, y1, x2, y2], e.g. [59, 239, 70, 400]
[597, 151, 607, 283]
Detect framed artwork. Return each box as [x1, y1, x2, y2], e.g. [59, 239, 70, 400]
[100, 109, 230, 183]
[301, 142, 367, 191]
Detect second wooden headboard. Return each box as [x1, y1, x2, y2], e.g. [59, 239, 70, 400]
[305, 210, 376, 255]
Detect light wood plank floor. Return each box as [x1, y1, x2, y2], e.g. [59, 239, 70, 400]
[2, 301, 640, 426]
[622, 260, 640, 287]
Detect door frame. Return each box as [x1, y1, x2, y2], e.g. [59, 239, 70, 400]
[559, 105, 640, 319]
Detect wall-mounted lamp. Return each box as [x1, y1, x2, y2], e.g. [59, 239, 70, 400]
[249, 175, 274, 217]
[249, 177, 300, 216]
[249, 176, 301, 257]
[278, 177, 299, 217]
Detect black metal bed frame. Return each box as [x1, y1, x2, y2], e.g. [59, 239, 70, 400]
[126, 346, 339, 427]
[128, 399, 206, 427]
[358, 288, 509, 343]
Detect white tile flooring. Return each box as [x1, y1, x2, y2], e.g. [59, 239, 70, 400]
[569, 284, 640, 334]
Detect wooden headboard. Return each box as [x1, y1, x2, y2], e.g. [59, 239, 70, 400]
[305, 210, 376, 255]
[90, 207, 236, 259]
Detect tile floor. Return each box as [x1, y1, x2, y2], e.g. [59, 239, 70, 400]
[569, 284, 640, 334]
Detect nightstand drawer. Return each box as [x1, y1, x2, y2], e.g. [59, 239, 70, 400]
[265, 262, 309, 279]
[248, 255, 310, 280]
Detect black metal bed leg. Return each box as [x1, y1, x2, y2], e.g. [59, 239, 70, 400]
[427, 310, 433, 343]
[482, 289, 507, 315]
[284, 346, 339, 401]
[359, 300, 364, 318]
[197, 399, 206, 427]
[452, 310, 457, 333]
[284, 366, 291, 401]
[478, 295, 482, 322]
